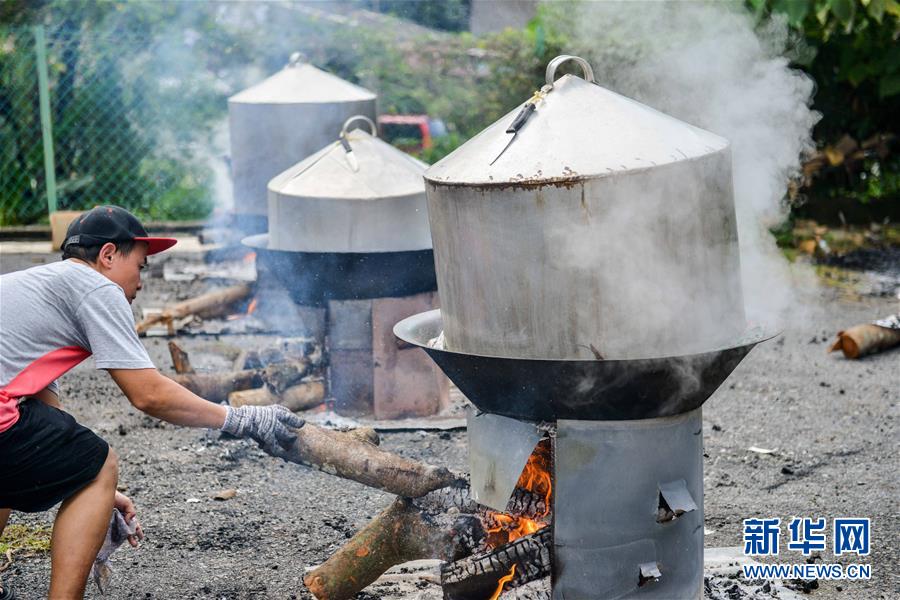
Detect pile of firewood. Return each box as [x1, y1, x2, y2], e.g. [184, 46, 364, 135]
[166, 339, 326, 411]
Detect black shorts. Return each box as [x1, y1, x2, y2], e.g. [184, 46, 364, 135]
[0, 399, 109, 513]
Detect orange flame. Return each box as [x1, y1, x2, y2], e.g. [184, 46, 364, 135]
[243, 251, 257, 264]
[488, 564, 516, 600]
[225, 295, 258, 321]
[485, 439, 552, 549]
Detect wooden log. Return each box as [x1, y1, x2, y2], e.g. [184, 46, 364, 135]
[346, 426, 379, 446]
[167, 341, 194, 374]
[284, 424, 462, 498]
[303, 483, 549, 600]
[262, 359, 312, 394]
[829, 324, 900, 359]
[170, 370, 262, 403]
[136, 283, 252, 335]
[303, 498, 455, 600]
[228, 386, 276, 408]
[280, 379, 326, 411]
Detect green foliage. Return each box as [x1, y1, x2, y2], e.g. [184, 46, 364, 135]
[360, 0, 471, 32]
[0, 523, 52, 555]
[748, 0, 899, 221]
[1, 2, 227, 224]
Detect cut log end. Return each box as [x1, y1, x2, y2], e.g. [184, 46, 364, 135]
[830, 324, 900, 359]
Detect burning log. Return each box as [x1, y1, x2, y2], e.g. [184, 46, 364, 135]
[171, 370, 262, 403]
[136, 283, 252, 335]
[829, 321, 900, 359]
[167, 341, 194, 374]
[303, 497, 459, 600]
[441, 527, 553, 600]
[304, 483, 551, 600]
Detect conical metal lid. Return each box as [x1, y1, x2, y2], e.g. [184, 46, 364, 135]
[425, 55, 728, 186]
[268, 117, 428, 200]
[229, 61, 375, 105]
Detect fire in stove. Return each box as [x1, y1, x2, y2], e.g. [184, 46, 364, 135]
[484, 440, 552, 549]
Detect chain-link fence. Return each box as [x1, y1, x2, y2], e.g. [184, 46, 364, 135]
[0, 24, 221, 226]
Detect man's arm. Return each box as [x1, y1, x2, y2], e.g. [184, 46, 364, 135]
[107, 368, 227, 428]
[107, 368, 304, 457]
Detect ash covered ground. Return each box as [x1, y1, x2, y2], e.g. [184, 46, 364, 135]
[1, 246, 897, 600]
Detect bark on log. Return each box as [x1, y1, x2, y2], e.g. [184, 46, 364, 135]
[303, 498, 453, 600]
[136, 283, 252, 335]
[346, 426, 379, 446]
[263, 359, 312, 394]
[303, 483, 550, 600]
[280, 379, 326, 411]
[284, 424, 462, 498]
[171, 370, 262, 403]
[829, 324, 900, 359]
[167, 341, 194, 374]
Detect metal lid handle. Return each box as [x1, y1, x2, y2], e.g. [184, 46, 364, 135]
[287, 52, 305, 68]
[341, 115, 377, 138]
[545, 55, 595, 88]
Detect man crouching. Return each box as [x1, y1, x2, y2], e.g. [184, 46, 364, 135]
[0, 206, 303, 599]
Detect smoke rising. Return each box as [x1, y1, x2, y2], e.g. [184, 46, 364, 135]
[547, 1, 820, 328]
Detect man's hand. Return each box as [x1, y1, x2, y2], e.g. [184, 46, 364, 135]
[221, 405, 305, 458]
[114, 491, 145, 547]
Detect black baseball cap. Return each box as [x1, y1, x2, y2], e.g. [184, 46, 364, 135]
[63, 205, 178, 256]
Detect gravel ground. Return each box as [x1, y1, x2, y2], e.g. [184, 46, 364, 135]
[1, 246, 896, 600]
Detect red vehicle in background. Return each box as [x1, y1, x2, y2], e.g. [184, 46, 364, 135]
[377, 115, 448, 152]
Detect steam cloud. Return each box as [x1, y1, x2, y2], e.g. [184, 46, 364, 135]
[548, 0, 820, 328]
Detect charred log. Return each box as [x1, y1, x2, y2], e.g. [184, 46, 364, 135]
[441, 527, 553, 600]
[303, 482, 551, 600]
[303, 497, 484, 600]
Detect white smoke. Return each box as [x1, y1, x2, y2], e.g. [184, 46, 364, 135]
[546, 0, 821, 326]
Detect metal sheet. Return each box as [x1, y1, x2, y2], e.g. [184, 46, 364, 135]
[553, 410, 704, 599]
[229, 62, 376, 219]
[268, 130, 431, 253]
[425, 73, 728, 186]
[422, 64, 744, 360]
[658, 479, 698, 519]
[393, 309, 776, 421]
[327, 299, 372, 351]
[467, 407, 543, 511]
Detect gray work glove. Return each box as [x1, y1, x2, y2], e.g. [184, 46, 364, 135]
[222, 405, 305, 458]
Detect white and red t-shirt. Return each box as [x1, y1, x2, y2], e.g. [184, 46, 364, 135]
[0, 260, 154, 432]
